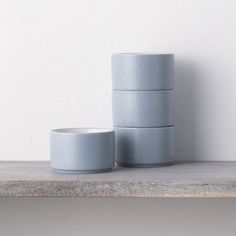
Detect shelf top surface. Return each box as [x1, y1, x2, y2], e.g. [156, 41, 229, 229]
[0, 161, 236, 197]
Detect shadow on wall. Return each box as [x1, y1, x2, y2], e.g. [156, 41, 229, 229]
[175, 58, 203, 161]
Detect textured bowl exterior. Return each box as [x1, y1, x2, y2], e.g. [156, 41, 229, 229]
[112, 53, 174, 90]
[50, 130, 115, 173]
[115, 127, 174, 166]
[112, 90, 174, 127]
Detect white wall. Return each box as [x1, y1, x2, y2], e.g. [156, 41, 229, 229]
[0, 0, 236, 161]
[1, 198, 236, 236]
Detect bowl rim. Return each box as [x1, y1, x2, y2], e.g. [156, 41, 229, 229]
[51, 128, 114, 135]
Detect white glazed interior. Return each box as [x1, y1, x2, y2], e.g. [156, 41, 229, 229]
[52, 128, 113, 134]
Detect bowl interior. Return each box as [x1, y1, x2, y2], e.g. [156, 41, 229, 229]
[52, 128, 113, 134]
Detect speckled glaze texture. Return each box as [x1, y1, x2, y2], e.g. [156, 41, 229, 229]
[111, 53, 175, 166]
[115, 127, 174, 166]
[112, 53, 174, 90]
[50, 129, 115, 173]
[112, 90, 174, 127]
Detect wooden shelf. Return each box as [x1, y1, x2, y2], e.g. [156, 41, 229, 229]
[0, 161, 236, 197]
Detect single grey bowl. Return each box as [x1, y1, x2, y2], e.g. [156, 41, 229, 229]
[50, 128, 115, 173]
[115, 126, 174, 167]
[112, 90, 174, 127]
[112, 53, 174, 90]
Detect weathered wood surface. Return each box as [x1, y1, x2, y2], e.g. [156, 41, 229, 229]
[0, 162, 236, 197]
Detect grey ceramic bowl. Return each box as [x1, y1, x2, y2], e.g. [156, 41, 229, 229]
[112, 53, 174, 90]
[112, 90, 174, 127]
[115, 126, 174, 167]
[50, 128, 115, 173]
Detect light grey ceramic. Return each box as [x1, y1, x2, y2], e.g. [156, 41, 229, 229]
[112, 90, 174, 127]
[112, 53, 174, 90]
[50, 128, 115, 173]
[115, 126, 174, 167]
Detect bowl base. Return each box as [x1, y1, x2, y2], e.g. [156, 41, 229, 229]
[53, 168, 113, 174]
[116, 162, 173, 168]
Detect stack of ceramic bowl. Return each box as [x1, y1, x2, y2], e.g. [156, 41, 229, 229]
[112, 53, 175, 167]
